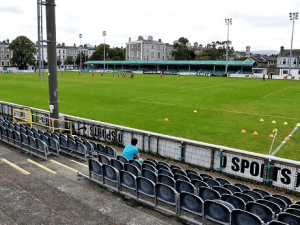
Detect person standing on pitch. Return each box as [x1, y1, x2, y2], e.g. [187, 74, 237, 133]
[122, 138, 143, 163]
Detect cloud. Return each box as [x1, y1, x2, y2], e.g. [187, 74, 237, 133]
[0, 6, 23, 14]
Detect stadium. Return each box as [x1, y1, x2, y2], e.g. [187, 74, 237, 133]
[1, 1, 300, 225]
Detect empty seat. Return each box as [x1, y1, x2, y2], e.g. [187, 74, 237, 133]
[243, 190, 263, 201]
[158, 174, 176, 189]
[124, 163, 140, 177]
[268, 221, 287, 225]
[203, 178, 221, 187]
[106, 146, 116, 157]
[59, 136, 68, 150]
[155, 183, 179, 214]
[117, 155, 129, 164]
[205, 200, 234, 225]
[76, 142, 87, 157]
[143, 160, 156, 167]
[231, 209, 263, 225]
[41, 135, 49, 145]
[49, 137, 60, 156]
[286, 208, 300, 217]
[102, 164, 119, 190]
[273, 194, 292, 208]
[216, 177, 231, 186]
[179, 192, 204, 219]
[97, 143, 106, 155]
[200, 174, 213, 179]
[141, 163, 157, 173]
[158, 169, 173, 177]
[253, 188, 270, 197]
[157, 161, 170, 168]
[120, 170, 137, 192]
[88, 159, 103, 178]
[111, 158, 124, 172]
[12, 130, 21, 146]
[234, 193, 255, 204]
[83, 140, 94, 156]
[156, 164, 170, 171]
[33, 132, 40, 139]
[67, 139, 76, 152]
[224, 184, 242, 194]
[187, 173, 203, 180]
[129, 160, 142, 171]
[176, 180, 196, 194]
[278, 212, 300, 225]
[146, 158, 158, 165]
[246, 202, 274, 223]
[221, 194, 246, 210]
[98, 154, 111, 165]
[191, 179, 209, 190]
[264, 196, 287, 211]
[257, 199, 281, 217]
[141, 169, 157, 184]
[170, 164, 183, 171]
[290, 204, 300, 211]
[36, 139, 51, 160]
[172, 169, 187, 176]
[199, 187, 221, 201]
[234, 183, 251, 191]
[185, 169, 199, 176]
[136, 177, 155, 204]
[213, 186, 232, 195]
[174, 174, 190, 183]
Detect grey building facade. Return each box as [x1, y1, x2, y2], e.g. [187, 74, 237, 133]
[0, 39, 12, 67]
[126, 36, 174, 61]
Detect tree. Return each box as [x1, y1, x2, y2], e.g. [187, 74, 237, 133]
[195, 41, 234, 60]
[57, 58, 61, 66]
[108, 47, 125, 60]
[89, 44, 110, 61]
[64, 55, 74, 65]
[172, 37, 195, 60]
[8, 36, 37, 69]
[75, 53, 88, 65]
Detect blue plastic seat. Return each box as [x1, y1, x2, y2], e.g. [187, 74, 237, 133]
[119, 170, 136, 192]
[176, 180, 196, 194]
[143, 160, 156, 167]
[231, 209, 263, 225]
[129, 160, 142, 171]
[111, 158, 124, 172]
[234, 192, 255, 204]
[257, 199, 281, 216]
[216, 177, 231, 186]
[102, 164, 119, 190]
[273, 194, 292, 208]
[97, 143, 106, 155]
[221, 194, 246, 210]
[174, 174, 190, 183]
[141, 169, 157, 184]
[213, 186, 232, 195]
[142, 163, 157, 173]
[88, 159, 103, 178]
[203, 178, 221, 187]
[253, 188, 270, 197]
[246, 202, 274, 223]
[224, 184, 242, 193]
[106, 146, 116, 157]
[155, 183, 179, 214]
[199, 187, 221, 201]
[278, 212, 300, 225]
[204, 200, 234, 225]
[187, 173, 203, 180]
[234, 183, 250, 191]
[98, 154, 111, 165]
[136, 177, 156, 204]
[243, 190, 263, 201]
[158, 174, 176, 189]
[172, 169, 187, 176]
[49, 137, 60, 156]
[124, 163, 140, 177]
[117, 155, 129, 164]
[264, 196, 287, 211]
[158, 169, 173, 177]
[286, 208, 300, 217]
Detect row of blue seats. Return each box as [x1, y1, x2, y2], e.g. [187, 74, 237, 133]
[82, 159, 300, 225]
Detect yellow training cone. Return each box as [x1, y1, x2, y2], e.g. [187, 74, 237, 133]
[194, 110, 197, 113]
[285, 136, 290, 141]
[297, 123, 300, 127]
[260, 119, 264, 122]
[283, 122, 288, 125]
[272, 120, 276, 124]
[269, 134, 274, 138]
[164, 118, 169, 121]
[241, 129, 246, 133]
[253, 131, 258, 135]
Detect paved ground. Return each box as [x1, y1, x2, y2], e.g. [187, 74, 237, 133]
[1, 138, 300, 225]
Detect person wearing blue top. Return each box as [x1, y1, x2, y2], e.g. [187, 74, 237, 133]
[122, 138, 143, 163]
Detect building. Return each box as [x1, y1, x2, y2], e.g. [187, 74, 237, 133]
[0, 39, 12, 67]
[125, 36, 174, 61]
[276, 46, 300, 76]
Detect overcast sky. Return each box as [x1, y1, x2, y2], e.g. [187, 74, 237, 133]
[0, 0, 300, 52]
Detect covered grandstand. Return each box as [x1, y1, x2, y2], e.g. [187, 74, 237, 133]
[84, 59, 256, 75]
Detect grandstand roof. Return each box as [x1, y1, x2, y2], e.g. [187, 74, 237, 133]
[84, 59, 254, 66]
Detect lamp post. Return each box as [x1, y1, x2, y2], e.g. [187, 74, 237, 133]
[103, 31, 106, 71]
[289, 12, 298, 76]
[79, 34, 82, 71]
[225, 18, 232, 74]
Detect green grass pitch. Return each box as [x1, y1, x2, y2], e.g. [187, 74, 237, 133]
[0, 71, 299, 161]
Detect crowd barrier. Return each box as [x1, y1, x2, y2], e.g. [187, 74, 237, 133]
[1, 100, 300, 194]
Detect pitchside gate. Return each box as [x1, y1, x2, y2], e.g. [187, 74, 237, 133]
[1, 100, 300, 193]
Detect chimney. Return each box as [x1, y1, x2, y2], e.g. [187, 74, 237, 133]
[138, 36, 143, 40]
[62, 42, 65, 47]
[129, 37, 131, 41]
[280, 46, 284, 52]
[148, 36, 153, 41]
[6, 38, 9, 44]
[194, 42, 198, 47]
[74, 43, 76, 47]
[158, 39, 162, 42]
[84, 44, 87, 48]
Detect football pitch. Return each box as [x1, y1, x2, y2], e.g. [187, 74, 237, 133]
[1, 71, 299, 161]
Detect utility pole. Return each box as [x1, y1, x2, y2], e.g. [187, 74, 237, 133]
[225, 18, 232, 74]
[45, 0, 59, 129]
[79, 34, 82, 71]
[289, 12, 298, 76]
[103, 31, 106, 71]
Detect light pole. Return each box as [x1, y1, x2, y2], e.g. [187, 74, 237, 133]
[103, 31, 106, 71]
[289, 12, 298, 76]
[79, 33, 82, 71]
[225, 18, 232, 74]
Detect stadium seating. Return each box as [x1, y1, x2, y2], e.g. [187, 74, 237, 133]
[204, 199, 234, 225]
[246, 201, 274, 223]
[231, 209, 263, 225]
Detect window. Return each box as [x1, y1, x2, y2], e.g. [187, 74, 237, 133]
[158, 45, 161, 50]
[6, 61, 9, 66]
[6, 54, 9, 59]
[63, 55, 65, 59]
[152, 45, 154, 49]
[294, 59, 296, 64]
[131, 51, 134, 57]
[59, 50, 61, 53]
[158, 52, 160, 58]
[1, 61, 4, 66]
[283, 70, 288, 74]
[137, 51, 140, 58]
[1, 53, 3, 59]
[151, 52, 154, 58]
[283, 59, 286, 64]
[163, 47, 165, 53]
[298, 70, 300, 74]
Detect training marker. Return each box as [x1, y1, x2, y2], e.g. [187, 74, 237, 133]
[269, 134, 274, 138]
[297, 123, 300, 127]
[272, 120, 276, 124]
[283, 122, 288, 125]
[164, 118, 169, 121]
[194, 110, 197, 113]
[260, 119, 264, 122]
[253, 131, 258, 135]
[241, 129, 246, 133]
[284, 136, 290, 141]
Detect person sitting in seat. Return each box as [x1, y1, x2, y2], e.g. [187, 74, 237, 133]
[122, 138, 143, 163]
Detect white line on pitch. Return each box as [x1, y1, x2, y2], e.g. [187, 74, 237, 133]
[135, 99, 300, 121]
[261, 86, 291, 99]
